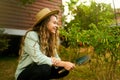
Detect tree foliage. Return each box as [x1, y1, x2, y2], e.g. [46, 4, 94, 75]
[65, 1, 114, 30]
[60, 0, 120, 80]
[61, 0, 114, 47]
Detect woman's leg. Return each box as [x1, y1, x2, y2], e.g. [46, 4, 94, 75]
[50, 66, 69, 79]
[17, 63, 51, 80]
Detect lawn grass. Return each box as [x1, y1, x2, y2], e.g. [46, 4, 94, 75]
[1, 56, 119, 80]
[0, 56, 18, 80]
[0, 45, 120, 80]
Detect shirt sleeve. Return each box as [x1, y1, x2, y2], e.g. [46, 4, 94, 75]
[24, 31, 53, 66]
[54, 49, 61, 60]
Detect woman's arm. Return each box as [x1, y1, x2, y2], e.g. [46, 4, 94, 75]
[24, 31, 53, 66]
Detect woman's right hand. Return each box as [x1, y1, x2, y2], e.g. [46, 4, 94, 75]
[51, 57, 75, 71]
[63, 61, 75, 71]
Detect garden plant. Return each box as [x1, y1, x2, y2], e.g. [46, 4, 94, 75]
[59, 0, 120, 80]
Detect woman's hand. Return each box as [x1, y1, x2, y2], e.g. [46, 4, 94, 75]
[51, 57, 75, 71]
[63, 61, 75, 71]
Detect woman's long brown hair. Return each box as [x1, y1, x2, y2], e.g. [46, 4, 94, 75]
[19, 14, 59, 58]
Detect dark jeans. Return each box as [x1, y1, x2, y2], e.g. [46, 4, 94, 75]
[17, 63, 69, 80]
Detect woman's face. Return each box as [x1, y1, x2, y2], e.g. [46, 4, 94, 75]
[47, 15, 58, 34]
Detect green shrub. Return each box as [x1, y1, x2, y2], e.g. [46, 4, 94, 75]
[0, 29, 9, 52]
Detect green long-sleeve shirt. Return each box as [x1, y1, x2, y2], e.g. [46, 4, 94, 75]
[15, 31, 61, 79]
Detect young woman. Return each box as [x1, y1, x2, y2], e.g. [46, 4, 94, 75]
[15, 8, 75, 80]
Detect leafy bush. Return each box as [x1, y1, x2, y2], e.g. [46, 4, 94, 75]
[60, 1, 120, 79]
[0, 29, 9, 52]
[60, 24, 120, 79]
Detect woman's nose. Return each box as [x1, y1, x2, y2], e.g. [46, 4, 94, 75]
[55, 24, 58, 29]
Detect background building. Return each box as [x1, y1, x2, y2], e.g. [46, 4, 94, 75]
[0, 0, 62, 56]
[0, 0, 62, 35]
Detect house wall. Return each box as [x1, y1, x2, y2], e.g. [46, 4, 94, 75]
[0, 0, 62, 35]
